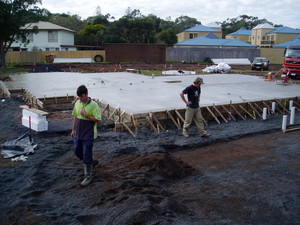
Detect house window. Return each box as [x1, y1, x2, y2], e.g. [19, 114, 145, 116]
[189, 33, 197, 39]
[55, 48, 59, 51]
[48, 31, 58, 42]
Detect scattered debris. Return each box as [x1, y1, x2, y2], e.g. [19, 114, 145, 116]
[202, 62, 231, 73]
[1, 133, 37, 159]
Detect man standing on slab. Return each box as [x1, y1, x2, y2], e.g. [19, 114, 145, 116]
[180, 77, 210, 138]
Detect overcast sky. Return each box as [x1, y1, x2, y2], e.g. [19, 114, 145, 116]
[42, 0, 300, 29]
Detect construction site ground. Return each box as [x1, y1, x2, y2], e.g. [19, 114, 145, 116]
[0, 63, 300, 225]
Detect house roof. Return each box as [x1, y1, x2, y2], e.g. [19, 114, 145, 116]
[268, 26, 300, 34]
[174, 36, 256, 47]
[227, 27, 251, 36]
[273, 36, 300, 48]
[253, 23, 274, 30]
[206, 22, 221, 28]
[21, 21, 75, 33]
[184, 24, 221, 33]
[205, 32, 219, 39]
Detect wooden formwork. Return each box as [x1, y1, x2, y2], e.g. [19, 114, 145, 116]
[4, 88, 300, 137]
[0, 81, 11, 98]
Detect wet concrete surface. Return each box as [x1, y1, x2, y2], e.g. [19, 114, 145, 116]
[0, 94, 300, 225]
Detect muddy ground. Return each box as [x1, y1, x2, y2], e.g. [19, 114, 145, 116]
[1, 93, 300, 225]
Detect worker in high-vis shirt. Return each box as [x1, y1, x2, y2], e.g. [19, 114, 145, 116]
[71, 85, 101, 187]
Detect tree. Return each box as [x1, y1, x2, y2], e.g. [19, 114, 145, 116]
[78, 24, 106, 46]
[49, 13, 86, 32]
[219, 15, 273, 38]
[174, 16, 201, 33]
[159, 28, 177, 46]
[0, 0, 49, 66]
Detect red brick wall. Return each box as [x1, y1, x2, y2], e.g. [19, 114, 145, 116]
[104, 44, 166, 63]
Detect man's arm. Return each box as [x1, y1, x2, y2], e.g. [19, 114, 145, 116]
[71, 116, 77, 138]
[180, 91, 192, 105]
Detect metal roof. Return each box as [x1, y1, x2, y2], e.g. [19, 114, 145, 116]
[174, 36, 256, 47]
[227, 27, 251, 36]
[206, 22, 221, 28]
[21, 21, 75, 33]
[252, 23, 274, 29]
[184, 24, 221, 32]
[268, 26, 300, 34]
[273, 36, 300, 48]
[205, 32, 219, 39]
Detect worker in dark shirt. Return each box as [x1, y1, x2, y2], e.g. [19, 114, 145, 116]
[180, 77, 210, 138]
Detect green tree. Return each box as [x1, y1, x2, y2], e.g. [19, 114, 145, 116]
[78, 24, 106, 46]
[159, 28, 177, 46]
[219, 15, 274, 38]
[0, 0, 49, 66]
[174, 15, 201, 33]
[49, 13, 86, 32]
[113, 11, 159, 44]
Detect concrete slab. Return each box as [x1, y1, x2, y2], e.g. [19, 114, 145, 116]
[4, 72, 300, 114]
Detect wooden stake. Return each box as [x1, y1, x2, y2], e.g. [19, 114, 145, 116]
[275, 99, 289, 114]
[146, 116, 158, 132]
[166, 110, 180, 128]
[151, 113, 165, 131]
[248, 102, 262, 119]
[212, 105, 227, 123]
[121, 122, 136, 137]
[231, 105, 245, 120]
[221, 105, 236, 121]
[175, 110, 185, 123]
[239, 105, 256, 119]
[206, 106, 220, 124]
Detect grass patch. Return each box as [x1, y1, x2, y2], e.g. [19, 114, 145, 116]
[141, 70, 163, 76]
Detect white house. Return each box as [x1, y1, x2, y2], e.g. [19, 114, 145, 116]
[10, 21, 76, 51]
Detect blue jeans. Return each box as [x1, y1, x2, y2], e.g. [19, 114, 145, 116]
[73, 138, 94, 164]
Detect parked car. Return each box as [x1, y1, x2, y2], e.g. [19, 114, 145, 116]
[251, 57, 270, 70]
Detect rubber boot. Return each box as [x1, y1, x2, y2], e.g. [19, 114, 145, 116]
[92, 159, 98, 168]
[81, 164, 93, 187]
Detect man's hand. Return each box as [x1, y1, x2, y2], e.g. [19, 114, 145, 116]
[71, 130, 75, 138]
[80, 108, 88, 117]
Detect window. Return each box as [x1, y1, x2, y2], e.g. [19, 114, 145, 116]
[48, 31, 58, 42]
[189, 33, 198, 39]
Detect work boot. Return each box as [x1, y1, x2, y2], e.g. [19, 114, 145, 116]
[81, 164, 93, 187]
[200, 131, 211, 137]
[182, 133, 189, 138]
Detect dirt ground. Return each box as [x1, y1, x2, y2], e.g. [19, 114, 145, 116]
[1, 92, 300, 225]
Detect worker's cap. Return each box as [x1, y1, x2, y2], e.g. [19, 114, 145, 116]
[194, 77, 204, 84]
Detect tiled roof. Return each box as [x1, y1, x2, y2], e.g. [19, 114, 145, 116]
[227, 27, 251, 36]
[253, 23, 274, 29]
[273, 36, 300, 48]
[21, 21, 75, 33]
[184, 24, 221, 32]
[174, 36, 256, 47]
[268, 26, 300, 34]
